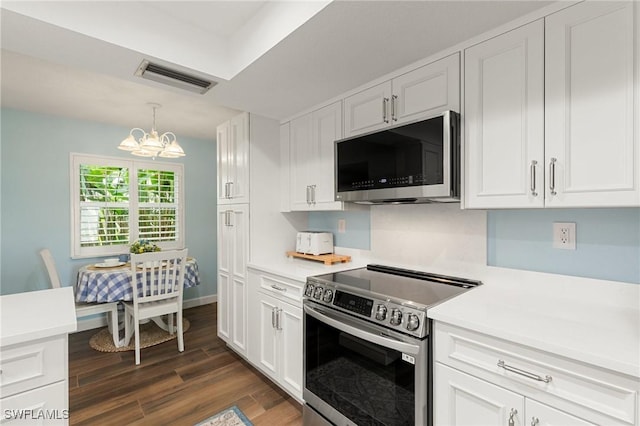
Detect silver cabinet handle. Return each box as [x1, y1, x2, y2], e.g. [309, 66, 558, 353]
[549, 158, 557, 195]
[530, 160, 538, 196]
[224, 210, 233, 227]
[271, 284, 287, 292]
[275, 308, 283, 330]
[271, 307, 277, 328]
[383, 97, 389, 123]
[391, 95, 398, 121]
[227, 181, 233, 198]
[224, 182, 229, 198]
[531, 417, 539, 426]
[508, 408, 518, 426]
[306, 185, 311, 205]
[498, 360, 552, 383]
[310, 184, 316, 205]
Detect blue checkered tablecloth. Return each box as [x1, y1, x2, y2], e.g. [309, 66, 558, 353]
[76, 258, 200, 303]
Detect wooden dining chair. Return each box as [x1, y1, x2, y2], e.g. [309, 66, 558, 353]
[123, 249, 188, 365]
[39, 248, 120, 347]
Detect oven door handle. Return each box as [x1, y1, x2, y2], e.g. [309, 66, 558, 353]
[304, 304, 420, 355]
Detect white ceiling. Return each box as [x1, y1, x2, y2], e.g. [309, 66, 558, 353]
[0, 1, 553, 141]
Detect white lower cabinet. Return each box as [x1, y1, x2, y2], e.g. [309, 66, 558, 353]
[434, 322, 637, 426]
[436, 363, 596, 426]
[247, 268, 303, 401]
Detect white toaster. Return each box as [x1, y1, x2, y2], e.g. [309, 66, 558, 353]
[296, 232, 334, 256]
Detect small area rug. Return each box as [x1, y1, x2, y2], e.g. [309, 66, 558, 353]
[89, 318, 190, 352]
[195, 406, 253, 426]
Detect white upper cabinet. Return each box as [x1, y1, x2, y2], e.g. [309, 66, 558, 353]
[465, 20, 545, 208]
[466, 1, 639, 208]
[217, 112, 250, 204]
[344, 53, 460, 137]
[545, 1, 639, 207]
[288, 101, 344, 211]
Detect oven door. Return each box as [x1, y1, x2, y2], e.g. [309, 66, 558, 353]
[303, 302, 429, 426]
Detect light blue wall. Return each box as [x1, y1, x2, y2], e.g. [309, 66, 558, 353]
[308, 210, 370, 250]
[311, 206, 640, 284]
[487, 208, 640, 284]
[0, 108, 217, 299]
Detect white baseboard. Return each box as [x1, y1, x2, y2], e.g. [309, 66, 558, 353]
[74, 294, 218, 333]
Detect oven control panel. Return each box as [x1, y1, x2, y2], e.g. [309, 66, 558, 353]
[304, 280, 427, 338]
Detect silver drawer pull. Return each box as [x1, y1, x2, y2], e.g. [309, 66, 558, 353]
[271, 284, 287, 292]
[498, 360, 552, 383]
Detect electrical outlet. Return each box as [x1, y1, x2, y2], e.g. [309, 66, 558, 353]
[553, 222, 576, 250]
[338, 219, 346, 234]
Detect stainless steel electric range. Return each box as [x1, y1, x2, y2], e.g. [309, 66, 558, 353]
[302, 264, 482, 426]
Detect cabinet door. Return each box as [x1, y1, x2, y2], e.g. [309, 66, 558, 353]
[343, 82, 392, 137]
[256, 293, 279, 379]
[289, 113, 314, 211]
[231, 278, 247, 355]
[218, 113, 250, 204]
[217, 205, 249, 348]
[216, 207, 231, 342]
[310, 101, 343, 210]
[216, 121, 230, 204]
[545, 1, 639, 207]
[465, 20, 545, 209]
[278, 301, 303, 399]
[435, 363, 524, 426]
[392, 53, 460, 124]
[527, 399, 597, 426]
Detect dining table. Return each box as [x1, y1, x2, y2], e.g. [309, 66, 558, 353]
[76, 257, 200, 303]
[76, 257, 200, 347]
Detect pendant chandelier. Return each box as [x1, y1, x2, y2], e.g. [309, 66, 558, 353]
[118, 103, 185, 158]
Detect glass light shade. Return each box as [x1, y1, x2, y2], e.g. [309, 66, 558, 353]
[139, 130, 164, 152]
[131, 149, 155, 157]
[118, 135, 139, 151]
[160, 140, 186, 157]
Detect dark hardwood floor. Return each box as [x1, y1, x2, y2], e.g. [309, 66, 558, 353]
[68, 303, 303, 425]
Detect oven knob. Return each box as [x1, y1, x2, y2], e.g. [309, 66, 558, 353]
[406, 314, 420, 331]
[304, 284, 314, 297]
[323, 289, 334, 303]
[375, 304, 387, 321]
[313, 286, 324, 300]
[390, 309, 403, 326]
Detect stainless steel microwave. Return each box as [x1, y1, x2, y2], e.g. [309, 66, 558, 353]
[335, 110, 460, 204]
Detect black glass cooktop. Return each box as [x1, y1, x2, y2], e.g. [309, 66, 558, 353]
[311, 264, 481, 309]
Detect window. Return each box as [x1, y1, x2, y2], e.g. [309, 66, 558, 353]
[71, 154, 184, 258]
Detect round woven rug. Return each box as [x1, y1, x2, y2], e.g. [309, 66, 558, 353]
[89, 318, 190, 352]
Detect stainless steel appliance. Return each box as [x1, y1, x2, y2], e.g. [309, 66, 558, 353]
[334, 111, 460, 204]
[303, 264, 481, 426]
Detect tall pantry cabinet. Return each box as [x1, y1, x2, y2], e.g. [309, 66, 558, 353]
[216, 112, 250, 357]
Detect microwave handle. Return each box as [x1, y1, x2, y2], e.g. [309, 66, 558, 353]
[304, 303, 420, 355]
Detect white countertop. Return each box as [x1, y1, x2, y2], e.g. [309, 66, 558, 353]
[1, 287, 77, 347]
[250, 251, 639, 378]
[248, 250, 368, 282]
[427, 265, 640, 379]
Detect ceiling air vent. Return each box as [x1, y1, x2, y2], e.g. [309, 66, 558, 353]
[135, 60, 216, 94]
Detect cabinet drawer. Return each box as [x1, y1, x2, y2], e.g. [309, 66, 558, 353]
[435, 322, 637, 425]
[255, 271, 303, 305]
[0, 380, 67, 425]
[0, 336, 66, 399]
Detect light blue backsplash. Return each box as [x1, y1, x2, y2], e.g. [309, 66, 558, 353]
[487, 208, 640, 284]
[308, 210, 371, 250]
[1, 109, 217, 299]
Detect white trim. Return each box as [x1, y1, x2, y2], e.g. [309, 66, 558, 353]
[70, 152, 185, 259]
[73, 295, 218, 333]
